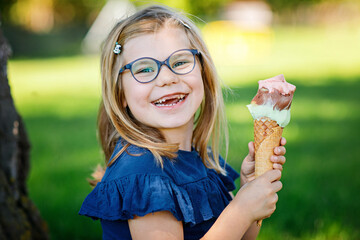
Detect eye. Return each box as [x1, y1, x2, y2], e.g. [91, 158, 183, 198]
[135, 67, 155, 74]
[172, 61, 188, 68]
[172, 59, 193, 69]
[132, 59, 157, 75]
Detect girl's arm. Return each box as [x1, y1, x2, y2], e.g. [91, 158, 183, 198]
[128, 211, 184, 240]
[226, 193, 261, 240]
[201, 169, 282, 240]
[128, 170, 281, 240]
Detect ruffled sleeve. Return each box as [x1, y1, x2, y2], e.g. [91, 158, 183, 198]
[79, 174, 190, 221]
[80, 172, 238, 226]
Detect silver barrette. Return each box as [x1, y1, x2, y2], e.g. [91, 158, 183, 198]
[179, 19, 191, 30]
[113, 42, 122, 54]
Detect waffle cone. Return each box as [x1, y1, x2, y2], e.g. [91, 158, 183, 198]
[254, 117, 283, 178]
[254, 117, 283, 226]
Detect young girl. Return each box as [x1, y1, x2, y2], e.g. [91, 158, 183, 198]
[79, 5, 287, 240]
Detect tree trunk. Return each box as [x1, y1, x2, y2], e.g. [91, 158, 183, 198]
[0, 15, 49, 240]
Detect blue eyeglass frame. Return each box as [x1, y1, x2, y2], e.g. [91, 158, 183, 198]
[119, 49, 200, 83]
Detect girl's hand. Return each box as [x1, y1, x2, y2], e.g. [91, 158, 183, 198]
[240, 137, 287, 186]
[234, 170, 283, 222]
[202, 170, 282, 239]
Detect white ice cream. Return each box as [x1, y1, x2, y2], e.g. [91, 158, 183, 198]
[247, 102, 291, 127]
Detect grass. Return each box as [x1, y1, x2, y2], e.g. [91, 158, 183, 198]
[7, 25, 360, 239]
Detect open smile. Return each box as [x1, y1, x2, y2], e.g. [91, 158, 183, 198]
[152, 93, 188, 107]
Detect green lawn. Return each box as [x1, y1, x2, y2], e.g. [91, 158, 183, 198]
[8, 25, 360, 239]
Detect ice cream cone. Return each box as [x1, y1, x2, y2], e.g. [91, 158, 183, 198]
[254, 117, 283, 226]
[247, 75, 295, 227]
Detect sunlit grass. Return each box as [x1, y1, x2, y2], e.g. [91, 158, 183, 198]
[8, 55, 100, 104]
[7, 25, 360, 239]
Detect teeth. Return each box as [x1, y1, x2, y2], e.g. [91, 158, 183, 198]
[156, 103, 177, 107]
[154, 94, 186, 105]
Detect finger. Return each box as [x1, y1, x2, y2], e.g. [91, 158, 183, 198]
[274, 146, 286, 156]
[268, 193, 279, 207]
[273, 193, 279, 204]
[263, 169, 281, 182]
[280, 137, 287, 146]
[248, 142, 255, 157]
[272, 181, 283, 192]
[271, 156, 286, 165]
[273, 163, 283, 171]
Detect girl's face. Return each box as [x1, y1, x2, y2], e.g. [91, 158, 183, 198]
[120, 26, 204, 141]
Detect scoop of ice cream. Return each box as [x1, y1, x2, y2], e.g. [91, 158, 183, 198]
[247, 103, 291, 127]
[247, 74, 296, 127]
[251, 74, 296, 111]
[251, 87, 294, 111]
[258, 74, 296, 96]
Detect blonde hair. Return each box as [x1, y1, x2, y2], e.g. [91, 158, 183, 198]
[97, 5, 228, 182]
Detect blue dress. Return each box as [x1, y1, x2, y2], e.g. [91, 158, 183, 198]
[79, 140, 239, 240]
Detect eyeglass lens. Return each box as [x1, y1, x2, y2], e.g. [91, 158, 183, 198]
[131, 50, 195, 82]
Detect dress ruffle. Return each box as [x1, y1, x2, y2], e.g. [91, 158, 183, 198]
[79, 169, 236, 226]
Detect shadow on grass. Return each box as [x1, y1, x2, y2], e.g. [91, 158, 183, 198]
[3, 24, 88, 59]
[24, 76, 360, 239]
[25, 113, 103, 240]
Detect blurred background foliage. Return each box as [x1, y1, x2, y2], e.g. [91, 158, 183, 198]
[1, 0, 360, 239]
[2, 0, 359, 57]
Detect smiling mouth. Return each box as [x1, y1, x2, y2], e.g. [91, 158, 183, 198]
[152, 94, 187, 107]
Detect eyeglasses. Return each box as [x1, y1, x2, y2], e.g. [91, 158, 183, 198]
[119, 49, 200, 83]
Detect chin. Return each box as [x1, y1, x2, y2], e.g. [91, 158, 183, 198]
[157, 119, 192, 129]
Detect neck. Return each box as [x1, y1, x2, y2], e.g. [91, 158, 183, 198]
[159, 122, 194, 151]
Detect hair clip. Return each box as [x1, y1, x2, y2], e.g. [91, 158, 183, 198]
[113, 42, 122, 54]
[178, 19, 191, 30]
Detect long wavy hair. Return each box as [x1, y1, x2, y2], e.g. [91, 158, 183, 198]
[94, 5, 228, 184]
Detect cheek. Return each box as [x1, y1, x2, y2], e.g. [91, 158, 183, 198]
[193, 68, 205, 98]
[122, 76, 136, 107]
[122, 77, 150, 111]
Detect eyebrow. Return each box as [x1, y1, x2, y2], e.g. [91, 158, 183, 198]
[124, 48, 191, 64]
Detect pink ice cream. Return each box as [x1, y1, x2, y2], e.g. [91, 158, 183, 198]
[258, 74, 296, 95]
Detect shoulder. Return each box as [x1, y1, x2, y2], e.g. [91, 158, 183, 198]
[206, 147, 239, 182]
[218, 155, 239, 182]
[102, 142, 165, 182]
[205, 148, 240, 191]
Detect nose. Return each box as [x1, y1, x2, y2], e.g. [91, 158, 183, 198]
[155, 64, 179, 86]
